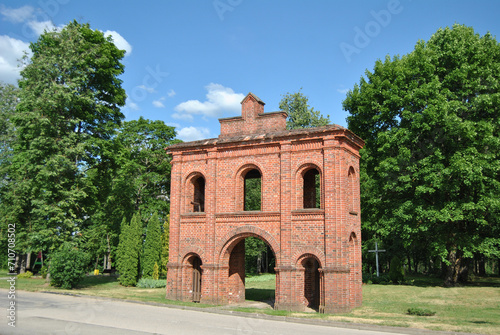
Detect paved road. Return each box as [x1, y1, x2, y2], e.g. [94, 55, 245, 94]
[0, 289, 406, 335]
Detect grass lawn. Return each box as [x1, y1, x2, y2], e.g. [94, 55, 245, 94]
[1, 271, 499, 334]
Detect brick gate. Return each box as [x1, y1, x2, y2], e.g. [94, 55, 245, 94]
[165, 93, 364, 313]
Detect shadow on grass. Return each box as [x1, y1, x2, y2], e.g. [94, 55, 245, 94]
[76, 275, 119, 289]
[246, 288, 274, 301]
[377, 274, 500, 288]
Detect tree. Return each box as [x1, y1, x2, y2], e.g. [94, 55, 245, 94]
[117, 213, 143, 286]
[114, 117, 179, 218]
[0, 83, 19, 270]
[49, 242, 90, 289]
[343, 24, 500, 285]
[5, 20, 126, 259]
[141, 212, 162, 278]
[279, 89, 330, 129]
[160, 215, 170, 277]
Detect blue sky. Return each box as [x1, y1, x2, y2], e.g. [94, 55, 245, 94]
[1, 0, 499, 141]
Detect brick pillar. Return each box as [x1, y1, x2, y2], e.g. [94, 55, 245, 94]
[166, 152, 182, 300]
[204, 148, 217, 303]
[228, 240, 245, 303]
[276, 140, 292, 310]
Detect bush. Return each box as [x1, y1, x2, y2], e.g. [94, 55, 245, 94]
[136, 278, 166, 288]
[17, 271, 33, 279]
[50, 243, 90, 289]
[363, 273, 390, 284]
[407, 307, 436, 316]
[152, 262, 159, 280]
[39, 265, 48, 279]
[389, 256, 405, 284]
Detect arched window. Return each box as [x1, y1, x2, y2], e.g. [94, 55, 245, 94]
[187, 174, 205, 213]
[244, 169, 261, 211]
[347, 167, 356, 213]
[303, 168, 321, 209]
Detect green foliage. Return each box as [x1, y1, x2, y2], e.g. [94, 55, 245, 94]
[3, 21, 126, 255]
[160, 215, 170, 277]
[17, 271, 33, 279]
[39, 265, 48, 279]
[142, 213, 162, 278]
[152, 262, 159, 280]
[244, 177, 261, 211]
[136, 277, 166, 288]
[49, 243, 91, 289]
[117, 214, 143, 286]
[279, 88, 330, 129]
[389, 256, 405, 284]
[343, 24, 500, 285]
[245, 237, 267, 275]
[407, 307, 436, 316]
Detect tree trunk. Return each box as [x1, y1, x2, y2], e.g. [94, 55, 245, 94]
[26, 252, 32, 272]
[478, 256, 486, 276]
[19, 254, 27, 273]
[444, 248, 463, 287]
[458, 257, 471, 283]
[106, 233, 112, 270]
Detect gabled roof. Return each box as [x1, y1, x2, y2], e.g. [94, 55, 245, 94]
[241, 92, 265, 105]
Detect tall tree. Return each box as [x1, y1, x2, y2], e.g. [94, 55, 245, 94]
[0, 83, 20, 269]
[115, 117, 179, 218]
[6, 21, 126, 257]
[141, 212, 162, 278]
[160, 215, 170, 277]
[279, 89, 330, 129]
[343, 24, 500, 285]
[117, 213, 143, 286]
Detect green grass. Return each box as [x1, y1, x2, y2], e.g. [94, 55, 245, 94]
[2, 271, 499, 334]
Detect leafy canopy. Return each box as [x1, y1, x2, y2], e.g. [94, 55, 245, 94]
[279, 89, 330, 129]
[5, 20, 126, 254]
[343, 24, 500, 285]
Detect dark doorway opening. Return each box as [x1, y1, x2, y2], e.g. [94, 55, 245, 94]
[303, 257, 320, 310]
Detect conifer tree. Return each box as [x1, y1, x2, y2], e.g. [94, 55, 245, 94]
[160, 215, 170, 277]
[142, 213, 161, 278]
[117, 213, 142, 286]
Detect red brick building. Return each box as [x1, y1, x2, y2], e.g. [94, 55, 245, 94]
[165, 93, 364, 313]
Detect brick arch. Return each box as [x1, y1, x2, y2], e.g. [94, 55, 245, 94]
[295, 160, 323, 175]
[217, 225, 280, 266]
[183, 170, 207, 183]
[293, 247, 326, 268]
[180, 246, 206, 265]
[234, 161, 265, 178]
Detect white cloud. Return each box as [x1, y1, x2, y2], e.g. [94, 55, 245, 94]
[337, 88, 349, 95]
[0, 5, 34, 23]
[176, 126, 211, 142]
[104, 30, 132, 56]
[152, 98, 165, 108]
[0, 35, 31, 85]
[167, 89, 176, 97]
[27, 20, 62, 35]
[126, 99, 140, 111]
[137, 85, 156, 94]
[173, 83, 244, 121]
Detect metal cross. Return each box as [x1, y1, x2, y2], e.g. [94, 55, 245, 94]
[368, 241, 386, 277]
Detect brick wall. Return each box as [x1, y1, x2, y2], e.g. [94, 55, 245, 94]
[166, 93, 364, 313]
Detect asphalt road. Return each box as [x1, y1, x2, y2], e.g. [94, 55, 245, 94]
[0, 289, 407, 335]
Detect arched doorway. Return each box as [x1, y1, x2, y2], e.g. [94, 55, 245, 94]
[221, 233, 277, 306]
[302, 257, 320, 310]
[185, 255, 202, 303]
